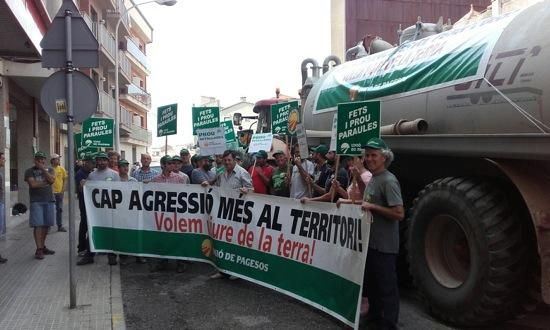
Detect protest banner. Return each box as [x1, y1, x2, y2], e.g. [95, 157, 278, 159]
[74, 133, 98, 159]
[197, 127, 226, 156]
[336, 101, 380, 155]
[192, 106, 220, 135]
[84, 182, 370, 328]
[248, 133, 273, 153]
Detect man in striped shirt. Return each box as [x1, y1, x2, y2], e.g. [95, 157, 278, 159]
[131, 153, 158, 183]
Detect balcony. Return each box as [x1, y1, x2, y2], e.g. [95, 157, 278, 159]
[119, 50, 131, 84]
[120, 108, 152, 145]
[120, 83, 151, 111]
[125, 37, 150, 73]
[83, 13, 116, 63]
[98, 90, 116, 118]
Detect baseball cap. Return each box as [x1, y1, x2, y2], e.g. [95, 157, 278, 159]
[172, 155, 182, 162]
[362, 137, 387, 150]
[272, 150, 285, 157]
[255, 150, 268, 159]
[95, 151, 108, 159]
[34, 151, 47, 159]
[160, 155, 173, 164]
[180, 148, 190, 155]
[51, 153, 61, 159]
[118, 159, 130, 166]
[310, 144, 329, 156]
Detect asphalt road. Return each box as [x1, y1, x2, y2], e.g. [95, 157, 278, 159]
[119, 260, 453, 330]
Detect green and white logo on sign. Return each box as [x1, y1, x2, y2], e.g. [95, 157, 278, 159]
[74, 133, 98, 159]
[336, 101, 380, 155]
[271, 101, 299, 135]
[157, 103, 177, 137]
[192, 106, 220, 135]
[81, 117, 114, 148]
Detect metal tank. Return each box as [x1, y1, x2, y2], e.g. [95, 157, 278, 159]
[296, 1, 550, 327]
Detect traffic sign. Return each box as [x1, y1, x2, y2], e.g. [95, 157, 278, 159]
[40, 0, 99, 68]
[40, 71, 98, 124]
[81, 117, 114, 148]
[157, 104, 177, 137]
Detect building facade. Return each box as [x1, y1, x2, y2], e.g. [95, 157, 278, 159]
[0, 0, 154, 210]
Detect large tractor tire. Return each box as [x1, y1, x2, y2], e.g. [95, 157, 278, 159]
[407, 177, 530, 326]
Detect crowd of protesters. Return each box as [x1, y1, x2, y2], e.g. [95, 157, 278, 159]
[10, 136, 402, 329]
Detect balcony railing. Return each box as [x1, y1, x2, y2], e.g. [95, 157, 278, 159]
[119, 50, 131, 78]
[120, 106, 134, 127]
[128, 125, 153, 144]
[126, 37, 150, 71]
[83, 13, 116, 61]
[125, 84, 151, 108]
[98, 90, 116, 118]
[98, 24, 116, 60]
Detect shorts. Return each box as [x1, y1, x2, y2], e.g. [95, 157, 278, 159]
[29, 202, 55, 227]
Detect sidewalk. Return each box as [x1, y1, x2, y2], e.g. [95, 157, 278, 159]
[0, 197, 125, 330]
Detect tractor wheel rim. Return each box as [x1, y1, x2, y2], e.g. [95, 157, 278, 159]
[425, 214, 471, 289]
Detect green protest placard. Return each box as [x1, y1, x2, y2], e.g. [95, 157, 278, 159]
[336, 101, 380, 155]
[271, 101, 299, 135]
[157, 103, 177, 137]
[192, 106, 220, 135]
[81, 117, 114, 148]
[74, 133, 98, 159]
[221, 120, 237, 143]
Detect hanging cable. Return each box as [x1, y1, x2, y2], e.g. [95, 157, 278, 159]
[484, 78, 550, 133]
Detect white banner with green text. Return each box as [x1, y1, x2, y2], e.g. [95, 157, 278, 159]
[84, 182, 370, 328]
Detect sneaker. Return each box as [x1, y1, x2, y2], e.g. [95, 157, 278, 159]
[209, 272, 225, 279]
[57, 226, 67, 232]
[42, 246, 55, 255]
[35, 249, 44, 260]
[108, 254, 118, 266]
[77, 255, 94, 266]
[78, 250, 87, 257]
[0, 255, 7, 263]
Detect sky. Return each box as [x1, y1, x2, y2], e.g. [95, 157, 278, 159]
[140, 0, 331, 147]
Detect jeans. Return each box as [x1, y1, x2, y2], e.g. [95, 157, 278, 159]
[54, 193, 64, 227]
[364, 248, 399, 329]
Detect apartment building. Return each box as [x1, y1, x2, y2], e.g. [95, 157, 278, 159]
[0, 0, 154, 209]
[79, 0, 153, 162]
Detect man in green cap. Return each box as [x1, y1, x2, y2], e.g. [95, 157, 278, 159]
[360, 137, 404, 329]
[190, 154, 215, 185]
[76, 153, 95, 264]
[83, 152, 121, 266]
[308, 144, 333, 197]
[118, 159, 137, 182]
[270, 150, 290, 197]
[152, 155, 189, 184]
[25, 151, 56, 260]
[179, 148, 194, 178]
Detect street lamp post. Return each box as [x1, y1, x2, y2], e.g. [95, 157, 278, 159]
[114, 0, 177, 152]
